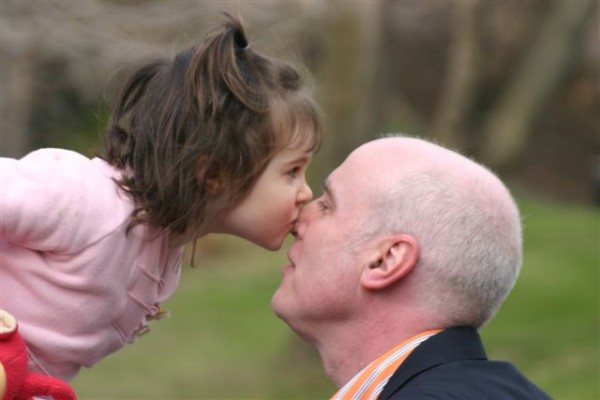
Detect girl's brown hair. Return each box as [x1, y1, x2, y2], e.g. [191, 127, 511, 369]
[102, 13, 322, 244]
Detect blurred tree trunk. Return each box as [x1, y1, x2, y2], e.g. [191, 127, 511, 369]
[479, 0, 597, 170]
[0, 49, 36, 158]
[432, 0, 482, 153]
[0, 3, 37, 158]
[316, 1, 385, 177]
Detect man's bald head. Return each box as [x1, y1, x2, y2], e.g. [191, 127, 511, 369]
[347, 135, 522, 327]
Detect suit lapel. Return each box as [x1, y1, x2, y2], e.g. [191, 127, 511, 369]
[378, 326, 488, 399]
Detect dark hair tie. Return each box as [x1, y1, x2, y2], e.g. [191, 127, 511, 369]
[233, 29, 248, 51]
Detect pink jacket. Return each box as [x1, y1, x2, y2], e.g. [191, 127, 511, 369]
[0, 148, 183, 382]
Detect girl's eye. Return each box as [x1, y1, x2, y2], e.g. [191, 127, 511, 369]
[287, 167, 301, 177]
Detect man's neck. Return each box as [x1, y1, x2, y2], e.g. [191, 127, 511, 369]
[316, 324, 422, 387]
[316, 309, 442, 388]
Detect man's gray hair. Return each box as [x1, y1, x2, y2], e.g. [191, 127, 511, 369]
[369, 158, 523, 328]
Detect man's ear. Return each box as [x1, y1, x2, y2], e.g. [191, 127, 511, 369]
[360, 234, 419, 290]
[196, 156, 223, 193]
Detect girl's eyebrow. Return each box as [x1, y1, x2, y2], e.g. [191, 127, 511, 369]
[283, 154, 311, 166]
[284, 147, 313, 164]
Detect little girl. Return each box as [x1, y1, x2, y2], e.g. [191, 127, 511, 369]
[0, 14, 322, 384]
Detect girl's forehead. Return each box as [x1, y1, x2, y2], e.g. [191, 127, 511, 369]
[276, 141, 314, 162]
[267, 144, 313, 170]
[277, 123, 319, 152]
[271, 95, 322, 151]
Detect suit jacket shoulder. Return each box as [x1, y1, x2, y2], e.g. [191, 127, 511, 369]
[378, 326, 552, 400]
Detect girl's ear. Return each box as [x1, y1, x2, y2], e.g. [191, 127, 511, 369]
[196, 156, 223, 193]
[360, 234, 419, 291]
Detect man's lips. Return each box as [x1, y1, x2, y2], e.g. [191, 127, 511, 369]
[290, 215, 300, 237]
[281, 262, 295, 277]
[282, 248, 297, 274]
[286, 251, 296, 268]
[289, 225, 298, 237]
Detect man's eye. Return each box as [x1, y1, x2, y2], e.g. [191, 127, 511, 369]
[317, 200, 329, 211]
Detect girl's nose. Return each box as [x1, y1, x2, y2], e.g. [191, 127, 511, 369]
[297, 180, 313, 206]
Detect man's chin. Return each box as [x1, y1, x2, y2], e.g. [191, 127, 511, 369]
[271, 286, 296, 320]
[270, 302, 316, 346]
[270, 290, 286, 320]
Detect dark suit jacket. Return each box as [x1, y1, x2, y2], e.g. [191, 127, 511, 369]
[378, 326, 552, 399]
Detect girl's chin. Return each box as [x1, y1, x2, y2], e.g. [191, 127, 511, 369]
[257, 236, 284, 251]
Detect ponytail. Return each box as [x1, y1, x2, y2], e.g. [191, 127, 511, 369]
[188, 13, 269, 118]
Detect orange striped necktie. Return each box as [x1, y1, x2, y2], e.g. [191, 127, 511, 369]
[330, 329, 442, 400]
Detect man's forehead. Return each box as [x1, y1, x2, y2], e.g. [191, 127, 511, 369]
[338, 147, 393, 183]
[325, 161, 372, 203]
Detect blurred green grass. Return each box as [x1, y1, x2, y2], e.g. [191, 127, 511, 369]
[72, 196, 599, 399]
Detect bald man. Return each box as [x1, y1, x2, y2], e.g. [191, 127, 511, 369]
[272, 136, 551, 399]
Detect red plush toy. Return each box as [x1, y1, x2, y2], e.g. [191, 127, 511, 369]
[0, 310, 77, 400]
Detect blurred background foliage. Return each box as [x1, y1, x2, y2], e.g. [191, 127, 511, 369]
[1, 0, 598, 399]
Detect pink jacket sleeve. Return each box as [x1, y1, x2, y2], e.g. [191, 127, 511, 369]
[0, 149, 129, 253]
